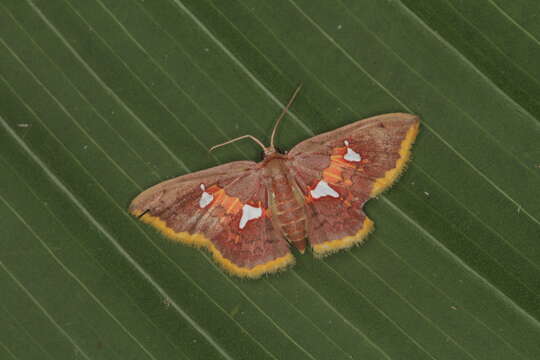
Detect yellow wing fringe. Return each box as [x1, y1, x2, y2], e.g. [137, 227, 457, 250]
[370, 121, 420, 197]
[131, 210, 295, 278]
[312, 217, 375, 257]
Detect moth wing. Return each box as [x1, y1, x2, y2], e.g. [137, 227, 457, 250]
[129, 161, 293, 278]
[287, 113, 420, 256]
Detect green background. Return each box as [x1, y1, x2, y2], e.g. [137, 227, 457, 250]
[1, 1, 539, 359]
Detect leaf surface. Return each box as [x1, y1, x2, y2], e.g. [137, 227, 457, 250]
[1, 1, 539, 359]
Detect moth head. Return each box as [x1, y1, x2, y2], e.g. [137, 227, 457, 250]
[264, 146, 278, 156]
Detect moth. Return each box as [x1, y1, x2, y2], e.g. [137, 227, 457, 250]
[130, 86, 420, 278]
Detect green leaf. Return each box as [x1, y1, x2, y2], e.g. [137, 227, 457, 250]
[1, 0, 539, 359]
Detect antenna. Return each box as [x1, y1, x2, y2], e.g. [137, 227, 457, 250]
[270, 83, 303, 149]
[209, 84, 303, 154]
[209, 134, 266, 153]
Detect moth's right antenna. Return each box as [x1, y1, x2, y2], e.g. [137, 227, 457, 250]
[270, 83, 303, 150]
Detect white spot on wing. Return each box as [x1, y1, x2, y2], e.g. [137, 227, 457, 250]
[310, 180, 339, 199]
[198, 184, 214, 208]
[239, 204, 262, 229]
[344, 147, 361, 162]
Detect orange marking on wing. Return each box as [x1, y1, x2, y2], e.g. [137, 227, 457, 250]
[206, 185, 242, 214]
[206, 184, 222, 193]
[229, 199, 243, 214]
[333, 146, 347, 155]
[323, 162, 343, 183]
[204, 185, 243, 214]
[220, 195, 232, 209]
[222, 196, 241, 214]
[323, 169, 342, 184]
[328, 163, 343, 174]
[322, 145, 361, 184]
[207, 187, 225, 206]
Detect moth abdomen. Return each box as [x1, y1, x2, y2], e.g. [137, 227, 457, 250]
[264, 160, 308, 253]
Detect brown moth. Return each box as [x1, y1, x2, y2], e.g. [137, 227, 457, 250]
[129, 86, 420, 278]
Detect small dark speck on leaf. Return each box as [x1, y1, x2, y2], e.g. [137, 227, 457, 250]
[162, 296, 172, 308]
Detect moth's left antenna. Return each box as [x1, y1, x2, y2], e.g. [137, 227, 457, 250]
[270, 83, 303, 149]
[209, 134, 267, 153]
